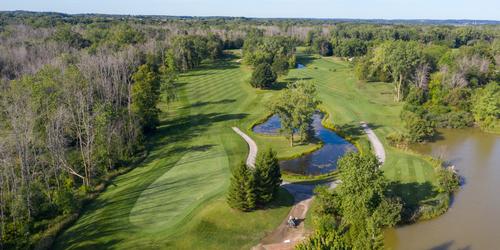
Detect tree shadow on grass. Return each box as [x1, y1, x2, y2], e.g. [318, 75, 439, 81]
[388, 181, 437, 207]
[181, 71, 217, 77]
[296, 54, 317, 67]
[148, 112, 248, 151]
[261, 187, 296, 210]
[183, 99, 236, 109]
[336, 123, 364, 139]
[65, 239, 125, 250]
[266, 81, 289, 90]
[56, 109, 247, 249]
[388, 181, 439, 223]
[284, 77, 313, 83]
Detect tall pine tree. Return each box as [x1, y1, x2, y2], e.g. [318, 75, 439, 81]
[255, 148, 282, 205]
[227, 162, 256, 211]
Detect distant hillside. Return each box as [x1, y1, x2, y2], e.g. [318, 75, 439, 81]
[1, 10, 499, 26]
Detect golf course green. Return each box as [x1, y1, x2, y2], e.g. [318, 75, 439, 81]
[55, 51, 437, 249]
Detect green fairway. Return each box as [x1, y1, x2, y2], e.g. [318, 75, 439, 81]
[55, 56, 299, 249]
[56, 52, 438, 249]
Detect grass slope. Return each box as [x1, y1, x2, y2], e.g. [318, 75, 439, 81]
[56, 51, 439, 249]
[55, 57, 296, 249]
[287, 53, 438, 206]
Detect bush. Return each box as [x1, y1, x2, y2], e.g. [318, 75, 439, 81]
[434, 111, 474, 128]
[401, 110, 436, 143]
[53, 187, 79, 215]
[386, 131, 410, 149]
[417, 193, 450, 221]
[436, 167, 460, 193]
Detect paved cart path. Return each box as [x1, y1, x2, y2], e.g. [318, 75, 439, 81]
[232, 127, 257, 167]
[360, 121, 386, 164]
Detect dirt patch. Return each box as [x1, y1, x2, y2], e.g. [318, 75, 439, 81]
[253, 181, 339, 250]
[254, 198, 313, 250]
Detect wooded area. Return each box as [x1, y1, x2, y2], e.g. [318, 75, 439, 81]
[0, 12, 498, 249]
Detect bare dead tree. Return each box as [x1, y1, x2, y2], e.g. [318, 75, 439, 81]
[414, 63, 430, 90]
[449, 72, 469, 88]
[46, 106, 86, 184]
[458, 55, 491, 74]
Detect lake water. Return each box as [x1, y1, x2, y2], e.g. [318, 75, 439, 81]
[385, 128, 500, 250]
[253, 113, 356, 175]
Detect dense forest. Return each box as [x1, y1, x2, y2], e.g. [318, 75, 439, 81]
[0, 12, 498, 249]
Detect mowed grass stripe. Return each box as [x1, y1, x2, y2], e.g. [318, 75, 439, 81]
[129, 139, 229, 232]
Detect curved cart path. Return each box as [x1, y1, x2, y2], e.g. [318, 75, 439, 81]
[360, 121, 386, 164]
[232, 127, 257, 167]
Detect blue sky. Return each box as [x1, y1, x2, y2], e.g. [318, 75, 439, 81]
[1, 0, 499, 20]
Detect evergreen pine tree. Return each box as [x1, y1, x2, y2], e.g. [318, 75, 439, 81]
[250, 63, 276, 89]
[255, 148, 282, 205]
[245, 170, 257, 209]
[227, 162, 256, 211]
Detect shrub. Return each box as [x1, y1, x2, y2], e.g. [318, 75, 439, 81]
[436, 167, 460, 193]
[434, 111, 474, 128]
[401, 111, 436, 143]
[386, 131, 410, 149]
[417, 193, 450, 221]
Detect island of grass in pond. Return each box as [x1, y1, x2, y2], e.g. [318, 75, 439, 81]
[253, 113, 356, 175]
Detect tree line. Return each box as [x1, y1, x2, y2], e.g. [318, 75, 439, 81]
[300, 23, 499, 142]
[354, 39, 499, 142]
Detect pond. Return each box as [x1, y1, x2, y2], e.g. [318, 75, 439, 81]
[253, 113, 356, 175]
[385, 128, 500, 250]
[297, 63, 305, 69]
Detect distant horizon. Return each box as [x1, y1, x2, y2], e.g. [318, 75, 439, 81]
[1, 0, 499, 21]
[2, 10, 500, 23]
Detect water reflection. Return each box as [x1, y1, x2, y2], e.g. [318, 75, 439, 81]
[386, 128, 500, 250]
[253, 113, 356, 175]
